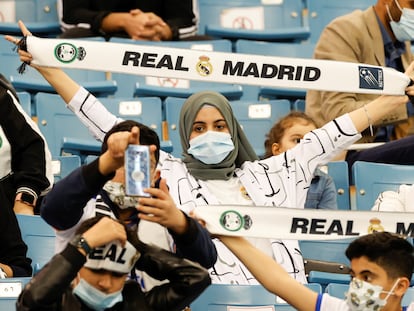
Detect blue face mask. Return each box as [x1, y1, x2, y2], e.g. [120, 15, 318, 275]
[387, 0, 414, 42]
[73, 278, 123, 311]
[188, 131, 234, 164]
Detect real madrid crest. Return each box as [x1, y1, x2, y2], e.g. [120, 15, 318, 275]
[220, 210, 252, 232]
[196, 55, 213, 77]
[54, 43, 86, 63]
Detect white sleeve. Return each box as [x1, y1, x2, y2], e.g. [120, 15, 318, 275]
[371, 184, 412, 212]
[67, 87, 124, 141]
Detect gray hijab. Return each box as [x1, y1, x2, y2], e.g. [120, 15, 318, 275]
[179, 91, 258, 181]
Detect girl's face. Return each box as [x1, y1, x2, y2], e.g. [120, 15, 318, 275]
[190, 106, 230, 140]
[271, 121, 316, 155]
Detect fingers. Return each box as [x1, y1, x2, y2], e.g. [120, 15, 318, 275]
[18, 20, 32, 37]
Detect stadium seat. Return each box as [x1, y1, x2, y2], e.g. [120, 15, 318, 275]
[0, 0, 61, 36]
[0, 277, 32, 309]
[51, 155, 82, 182]
[292, 99, 306, 112]
[16, 214, 56, 274]
[34, 92, 165, 162]
[108, 38, 243, 100]
[234, 39, 316, 100]
[189, 283, 321, 311]
[197, 0, 310, 46]
[230, 99, 291, 158]
[307, 0, 377, 43]
[16, 91, 31, 116]
[352, 161, 414, 211]
[319, 161, 350, 210]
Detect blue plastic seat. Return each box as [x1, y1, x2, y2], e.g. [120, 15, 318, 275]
[230, 99, 291, 157]
[16, 91, 31, 116]
[108, 38, 243, 100]
[35, 92, 165, 162]
[51, 155, 82, 182]
[352, 161, 414, 211]
[198, 0, 310, 46]
[0, 277, 32, 309]
[307, 0, 377, 43]
[189, 283, 321, 311]
[16, 214, 56, 274]
[0, 0, 61, 36]
[319, 161, 350, 210]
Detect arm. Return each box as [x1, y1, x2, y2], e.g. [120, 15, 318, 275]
[219, 236, 317, 311]
[0, 75, 51, 215]
[132, 237, 211, 311]
[137, 178, 217, 268]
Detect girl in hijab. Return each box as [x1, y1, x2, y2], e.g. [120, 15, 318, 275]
[7, 22, 414, 285]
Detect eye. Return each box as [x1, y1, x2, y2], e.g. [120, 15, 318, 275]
[294, 138, 302, 143]
[192, 124, 205, 133]
[215, 121, 228, 131]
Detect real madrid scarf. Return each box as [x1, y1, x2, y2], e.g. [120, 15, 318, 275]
[194, 205, 414, 240]
[18, 36, 411, 95]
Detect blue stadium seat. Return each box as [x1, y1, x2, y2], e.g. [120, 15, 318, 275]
[230, 99, 291, 157]
[189, 283, 321, 311]
[319, 161, 350, 210]
[108, 38, 243, 100]
[16, 91, 31, 116]
[198, 0, 310, 46]
[0, 0, 61, 36]
[292, 99, 306, 112]
[35, 92, 165, 162]
[234, 39, 316, 101]
[15, 214, 56, 274]
[0, 277, 32, 309]
[307, 0, 377, 43]
[51, 155, 82, 182]
[352, 161, 414, 211]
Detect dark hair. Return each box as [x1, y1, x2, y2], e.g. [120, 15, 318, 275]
[346, 232, 414, 280]
[101, 120, 160, 164]
[263, 111, 317, 158]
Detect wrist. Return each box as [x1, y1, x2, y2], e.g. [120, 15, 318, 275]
[70, 234, 93, 256]
[15, 190, 37, 207]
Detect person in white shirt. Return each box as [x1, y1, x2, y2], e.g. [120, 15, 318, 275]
[219, 231, 414, 311]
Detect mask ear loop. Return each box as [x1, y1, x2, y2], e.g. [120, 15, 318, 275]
[383, 277, 401, 300]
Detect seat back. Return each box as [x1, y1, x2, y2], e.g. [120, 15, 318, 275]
[198, 0, 309, 43]
[352, 161, 414, 211]
[0, 277, 32, 309]
[319, 161, 350, 210]
[16, 214, 56, 274]
[51, 155, 82, 182]
[234, 40, 315, 100]
[35, 92, 163, 161]
[108, 38, 243, 100]
[230, 99, 291, 157]
[189, 283, 321, 311]
[307, 0, 377, 42]
[16, 91, 32, 116]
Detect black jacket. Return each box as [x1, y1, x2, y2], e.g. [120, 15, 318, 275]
[16, 239, 211, 311]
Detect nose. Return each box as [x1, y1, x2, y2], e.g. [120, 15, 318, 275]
[97, 272, 113, 291]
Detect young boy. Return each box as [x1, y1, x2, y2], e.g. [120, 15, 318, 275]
[220, 232, 414, 311]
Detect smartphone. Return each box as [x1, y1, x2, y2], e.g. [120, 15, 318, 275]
[124, 145, 151, 197]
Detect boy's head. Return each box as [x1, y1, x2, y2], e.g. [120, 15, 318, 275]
[345, 232, 414, 309]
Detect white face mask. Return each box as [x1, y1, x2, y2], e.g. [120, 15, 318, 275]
[103, 181, 140, 209]
[387, 0, 414, 41]
[346, 277, 399, 311]
[187, 131, 234, 164]
[73, 278, 123, 311]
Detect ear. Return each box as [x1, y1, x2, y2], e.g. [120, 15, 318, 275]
[271, 143, 282, 156]
[394, 277, 410, 298]
[151, 169, 161, 187]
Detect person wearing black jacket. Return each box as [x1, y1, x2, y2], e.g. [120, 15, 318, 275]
[40, 120, 217, 290]
[16, 215, 211, 311]
[0, 73, 52, 277]
[58, 0, 197, 40]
